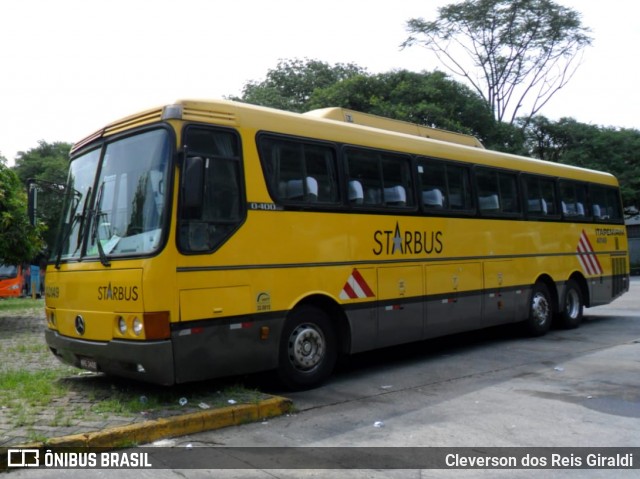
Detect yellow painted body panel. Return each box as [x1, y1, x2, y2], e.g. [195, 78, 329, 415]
[46, 267, 142, 341]
[179, 286, 252, 322]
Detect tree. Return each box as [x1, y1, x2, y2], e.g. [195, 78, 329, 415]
[523, 117, 640, 206]
[234, 60, 519, 150]
[12, 141, 71, 254]
[230, 58, 367, 113]
[403, 0, 592, 126]
[308, 69, 499, 145]
[0, 159, 43, 264]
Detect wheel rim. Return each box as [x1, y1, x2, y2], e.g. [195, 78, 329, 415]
[531, 292, 550, 327]
[565, 289, 581, 319]
[287, 324, 325, 372]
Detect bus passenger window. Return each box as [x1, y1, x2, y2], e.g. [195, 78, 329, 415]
[446, 164, 473, 211]
[418, 158, 473, 213]
[258, 136, 339, 205]
[590, 185, 623, 222]
[381, 154, 413, 207]
[524, 175, 558, 218]
[476, 169, 500, 213]
[559, 181, 588, 219]
[476, 167, 520, 215]
[418, 160, 447, 209]
[346, 148, 413, 208]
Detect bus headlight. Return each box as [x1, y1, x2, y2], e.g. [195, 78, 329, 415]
[132, 317, 143, 336]
[118, 316, 127, 335]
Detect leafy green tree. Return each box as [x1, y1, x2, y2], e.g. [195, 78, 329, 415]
[235, 61, 517, 150]
[231, 58, 366, 113]
[403, 0, 592, 126]
[12, 141, 71, 253]
[524, 117, 640, 206]
[309, 70, 497, 140]
[0, 158, 43, 264]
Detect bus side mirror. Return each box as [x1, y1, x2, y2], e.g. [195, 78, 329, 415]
[183, 156, 205, 210]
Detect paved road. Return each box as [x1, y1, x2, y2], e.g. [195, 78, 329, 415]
[9, 278, 640, 478]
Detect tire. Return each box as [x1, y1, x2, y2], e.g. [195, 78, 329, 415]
[524, 282, 553, 337]
[557, 279, 583, 329]
[277, 305, 337, 391]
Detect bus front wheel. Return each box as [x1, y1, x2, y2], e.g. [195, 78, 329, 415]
[557, 279, 583, 329]
[524, 282, 553, 337]
[277, 305, 337, 390]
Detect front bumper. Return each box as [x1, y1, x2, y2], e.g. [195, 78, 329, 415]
[45, 329, 175, 385]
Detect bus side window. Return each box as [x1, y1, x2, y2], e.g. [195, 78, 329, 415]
[559, 181, 588, 219]
[380, 153, 413, 207]
[590, 184, 623, 222]
[476, 167, 521, 216]
[345, 148, 413, 209]
[179, 127, 244, 253]
[476, 168, 501, 213]
[447, 164, 473, 211]
[418, 159, 447, 209]
[417, 158, 474, 213]
[524, 175, 558, 218]
[258, 136, 339, 205]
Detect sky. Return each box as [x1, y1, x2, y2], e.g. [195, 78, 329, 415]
[1, 0, 639, 165]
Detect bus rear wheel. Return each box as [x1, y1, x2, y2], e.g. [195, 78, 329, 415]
[524, 282, 552, 337]
[277, 305, 337, 390]
[557, 279, 583, 329]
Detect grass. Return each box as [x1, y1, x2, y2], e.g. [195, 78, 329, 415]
[0, 297, 44, 313]
[0, 369, 72, 427]
[0, 369, 67, 403]
[0, 300, 270, 444]
[87, 382, 266, 417]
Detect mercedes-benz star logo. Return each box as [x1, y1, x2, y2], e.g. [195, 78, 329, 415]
[75, 315, 86, 335]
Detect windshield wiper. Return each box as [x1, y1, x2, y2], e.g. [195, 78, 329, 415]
[91, 182, 111, 267]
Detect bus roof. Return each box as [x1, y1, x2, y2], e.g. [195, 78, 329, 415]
[71, 99, 618, 187]
[303, 107, 485, 149]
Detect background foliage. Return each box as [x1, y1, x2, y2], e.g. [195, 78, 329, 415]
[2, 1, 639, 263]
[0, 156, 43, 264]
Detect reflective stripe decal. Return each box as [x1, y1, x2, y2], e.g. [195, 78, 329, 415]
[576, 230, 603, 276]
[339, 269, 375, 300]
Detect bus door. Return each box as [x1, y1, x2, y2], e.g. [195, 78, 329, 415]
[376, 266, 424, 348]
[424, 263, 482, 337]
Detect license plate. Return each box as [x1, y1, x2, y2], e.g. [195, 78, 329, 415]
[80, 357, 98, 372]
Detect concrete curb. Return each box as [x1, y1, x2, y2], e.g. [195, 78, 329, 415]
[17, 396, 293, 449]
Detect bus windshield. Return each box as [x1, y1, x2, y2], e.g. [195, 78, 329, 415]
[0, 264, 18, 279]
[53, 129, 172, 263]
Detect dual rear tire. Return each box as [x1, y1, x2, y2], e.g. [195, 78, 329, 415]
[524, 279, 584, 336]
[557, 279, 584, 329]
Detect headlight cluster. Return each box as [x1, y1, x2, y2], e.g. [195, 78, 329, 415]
[117, 315, 144, 337]
[115, 312, 170, 340]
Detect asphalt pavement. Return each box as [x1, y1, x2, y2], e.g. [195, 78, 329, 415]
[3, 278, 639, 478]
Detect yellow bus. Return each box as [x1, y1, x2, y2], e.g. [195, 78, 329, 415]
[42, 100, 629, 389]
